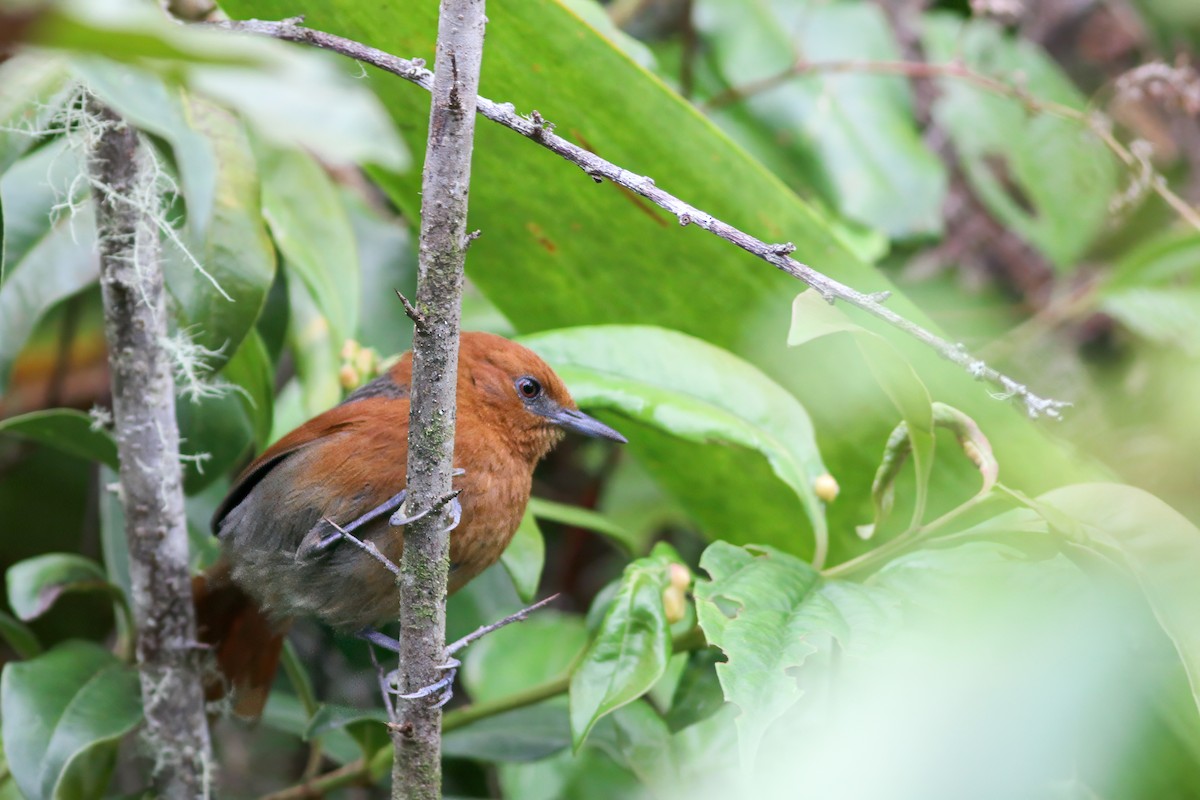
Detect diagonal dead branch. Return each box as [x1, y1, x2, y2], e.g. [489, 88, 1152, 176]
[212, 17, 1070, 419]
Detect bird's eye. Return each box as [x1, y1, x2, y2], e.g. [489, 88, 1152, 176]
[516, 377, 542, 400]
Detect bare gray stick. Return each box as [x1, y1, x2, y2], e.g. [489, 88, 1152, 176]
[212, 16, 1069, 420]
[390, 1, 487, 798]
[86, 97, 213, 799]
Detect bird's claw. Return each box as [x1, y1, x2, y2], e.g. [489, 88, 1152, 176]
[390, 657, 461, 709]
[390, 495, 463, 534]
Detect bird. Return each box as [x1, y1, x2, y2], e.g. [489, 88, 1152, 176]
[192, 331, 626, 717]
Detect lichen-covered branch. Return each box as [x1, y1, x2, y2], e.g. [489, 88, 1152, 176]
[212, 17, 1069, 420]
[86, 97, 213, 799]
[391, 1, 487, 798]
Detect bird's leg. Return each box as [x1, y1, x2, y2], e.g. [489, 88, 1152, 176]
[304, 489, 409, 556]
[357, 627, 402, 652]
[388, 593, 562, 708]
[365, 639, 398, 722]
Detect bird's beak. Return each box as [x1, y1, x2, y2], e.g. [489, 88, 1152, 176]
[546, 406, 627, 443]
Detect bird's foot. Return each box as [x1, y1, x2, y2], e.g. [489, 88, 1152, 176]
[299, 489, 408, 557]
[389, 492, 462, 533]
[389, 657, 461, 709]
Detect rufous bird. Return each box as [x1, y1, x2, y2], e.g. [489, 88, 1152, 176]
[193, 332, 626, 716]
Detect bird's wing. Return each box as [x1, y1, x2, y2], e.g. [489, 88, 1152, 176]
[209, 398, 397, 534]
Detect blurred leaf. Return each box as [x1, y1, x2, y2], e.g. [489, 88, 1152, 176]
[588, 700, 677, 792]
[502, 509, 545, 604]
[70, 60, 219, 237]
[524, 325, 830, 561]
[341, 187, 417, 358]
[97, 466, 131, 609]
[0, 409, 117, 469]
[286, 276, 341, 416]
[220, 329, 274, 449]
[0, 54, 72, 174]
[35, 0, 405, 169]
[0, 611, 41, 659]
[528, 496, 637, 555]
[258, 142, 359, 349]
[1, 137, 84, 273]
[0, 151, 97, 393]
[569, 544, 681, 748]
[305, 704, 388, 758]
[461, 612, 587, 703]
[789, 291, 933, 535]
[1106, 231, 1200, 290]
[696, 0, 945, 237]
[923, 15, 1118, 269]
[959, 484, 1200, 718]
[259, 692, 359, 766]
[1101, 288, 1200, 356]
[6, 553, 121, 622]
[0, 640, 141, 800]
[665, 648, 726, 733]
[444, 702, 571, 762]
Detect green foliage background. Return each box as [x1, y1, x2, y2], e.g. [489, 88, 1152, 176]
[1, 0, 1199, 797]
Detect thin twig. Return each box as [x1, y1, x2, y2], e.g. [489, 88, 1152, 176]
[211, 18, 1071, 419]
[257, 758, 370, 800]
[445, 593, 561, 655]
[394, 288, 430, 335]
[321, 519, 401, 577]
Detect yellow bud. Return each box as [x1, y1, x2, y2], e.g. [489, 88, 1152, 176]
[663, 585, 687, 624]
[355, 347, 379, 377]
[814, 473, 839, 502]
[340, 338, 361, 362]
[338, 364, 359, 390]
[668, 562, 691, 592]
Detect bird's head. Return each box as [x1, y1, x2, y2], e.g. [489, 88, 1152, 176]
[456, 332, 626, 462]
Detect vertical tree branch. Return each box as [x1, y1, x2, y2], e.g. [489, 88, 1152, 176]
[393, 1, 487, 798]
[87, 98, 213, 799]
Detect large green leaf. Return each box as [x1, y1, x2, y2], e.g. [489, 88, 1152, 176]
[696, 0, 945, 238]
[444, 703, 571, 763]
[258, 142, 359, 349]
[529, 496, 638, 556]
[0, 409, 118, 469]
[569, 544, 680, 748]
[524, 325, 829, 561]
[923, 16, 1118, 269]
[1, 640, 142, 800]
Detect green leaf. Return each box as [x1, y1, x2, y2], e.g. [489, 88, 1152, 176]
[923, 15, 1118, 268]
[219, 329, 275, 450]
[70, 59, 219, 237]
[523, 325, 830, 562]
[569, 544, 680, 748]
[0, 54, 72, 175]
[502, 510, 546, 604]
[664, 648, 726, 733]
[0, 182, 97, 392]
[697, 0, 946, 237]
[286, 275, 342, 416]
[958, 483, 1200, 718]
[789, 290, 933, 536]
[1101, 288, 1200, 355]
[0, 611, 41, 659]
[0, 409, 117, 469]
[258, 142, 359, 349]
[1, 640, 142, 800]
[461, 613, 588, 704]
[259, 692, 360, 766]
[587, 700, 677, 793]
[304, 704, 388, 759]
[163, 93, 276, 364]
[6, 554, 121, 622]
[528, 496, 637, 555]
[694, 541, 896, 767]
[443, 702, 571, 762]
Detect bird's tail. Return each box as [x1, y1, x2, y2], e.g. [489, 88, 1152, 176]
[193, 559, 289, 719]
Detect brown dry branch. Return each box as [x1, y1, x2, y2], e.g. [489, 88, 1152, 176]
[213, 16, 1070, 419]
[391, 1, 487, 798]
[86, 97, 214, 799]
